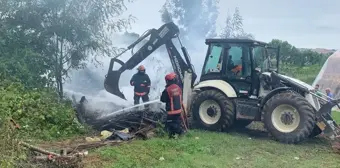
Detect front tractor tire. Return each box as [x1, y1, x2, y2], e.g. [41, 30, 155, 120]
[263, 91, 316, 144]
[191, 89, 235, 132]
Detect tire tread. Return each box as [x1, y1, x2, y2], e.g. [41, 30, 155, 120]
[191, 89, 235, 131]
[262, 91, 315, 144]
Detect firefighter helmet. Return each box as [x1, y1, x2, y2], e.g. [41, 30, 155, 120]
[165, 72, 177, 82]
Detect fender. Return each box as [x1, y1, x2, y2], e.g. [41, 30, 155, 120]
[259, 87, 293, 108]
[193, 80, 237, 98]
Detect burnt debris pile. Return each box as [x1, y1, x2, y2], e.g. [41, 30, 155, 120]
[72, 96, 167, 131]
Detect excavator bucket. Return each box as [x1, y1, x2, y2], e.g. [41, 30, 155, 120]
[104, 58, 126, 100]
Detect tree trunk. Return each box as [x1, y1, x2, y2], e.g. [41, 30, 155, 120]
[54, 35, 64, 99]
[58, 39, 64, 99]
[57, 76, 63, 99]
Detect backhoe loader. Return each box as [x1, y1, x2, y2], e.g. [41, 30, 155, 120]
[103, 21, 340, 144]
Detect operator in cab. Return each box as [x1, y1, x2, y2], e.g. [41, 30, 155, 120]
[160, 72, 184, 138]
[228, 55, 242, 76]
[130, 65, 151, 105]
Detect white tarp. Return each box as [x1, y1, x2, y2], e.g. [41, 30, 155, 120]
[313, 50, 340, 99]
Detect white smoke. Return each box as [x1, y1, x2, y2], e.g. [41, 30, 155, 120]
[63, 33, 175, 112]
[63, 4, 218, 115]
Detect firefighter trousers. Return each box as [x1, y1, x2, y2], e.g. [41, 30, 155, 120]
[165, 114, 184, 138]
[133, 93, 149, 107]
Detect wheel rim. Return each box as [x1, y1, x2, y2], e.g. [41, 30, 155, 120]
[199, 100, 221, 125]
[271, 104, 300, 133]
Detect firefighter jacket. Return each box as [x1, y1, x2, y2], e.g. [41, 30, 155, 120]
[130, 72, 151, 96]
[160, 83, 182, 115]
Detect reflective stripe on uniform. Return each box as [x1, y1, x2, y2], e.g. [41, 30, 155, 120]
[167, 109, 182, 115]
[170, 97, 174, 111]
[135, 92, 146, 96]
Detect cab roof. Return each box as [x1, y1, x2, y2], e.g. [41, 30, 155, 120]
[205, 38, 268, 45]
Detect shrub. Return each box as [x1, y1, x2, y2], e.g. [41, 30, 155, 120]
[280, 64, 322, 84]
[0, 120, 25, 168]
[0, 81, 86, 140]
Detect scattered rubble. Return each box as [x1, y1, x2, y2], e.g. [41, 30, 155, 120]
[331, 141, 340, 154]
[17, 95, 165, 167]
[23, 123, 158, 167]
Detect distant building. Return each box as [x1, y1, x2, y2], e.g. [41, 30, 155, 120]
[311, 48, 336, 54]
[299, 48, 336, 54]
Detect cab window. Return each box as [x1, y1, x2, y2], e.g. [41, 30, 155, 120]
[226, 44, 251, 78]
[253, 46, 266, 72]
[203, 44, 224, 74]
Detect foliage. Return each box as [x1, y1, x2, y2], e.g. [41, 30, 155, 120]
[0, 121, 24, 168]
[0, 80, 87, 167]
[0, 23, 51, 88]
[280, 64, 322, 84]
[267, 39, 332, 85]
[160, 0, 220, 41]
[333, 112, 340, 123]
[0, 81, 86, 140]
[1, 0, 135, 98]
[0, 49, 50, 88]
[268, 39, 331, 67]
[219, 7, 254, 39]
[160, 4, 173, 24]
[0, 0, 132, 166]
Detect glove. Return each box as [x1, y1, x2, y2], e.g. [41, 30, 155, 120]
[141, 84, 145, 86]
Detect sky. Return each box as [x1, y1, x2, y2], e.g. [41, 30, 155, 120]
[123, 0, 339, 49]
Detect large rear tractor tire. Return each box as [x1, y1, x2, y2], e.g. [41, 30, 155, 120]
[191, 89, 235, 132]
[263, 91, 316, 144]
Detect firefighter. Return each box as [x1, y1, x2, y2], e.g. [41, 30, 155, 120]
[160, 72, 184, 138]
[130, 65, 151, 105]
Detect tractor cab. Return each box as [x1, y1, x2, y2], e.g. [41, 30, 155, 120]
[200, 38, 280, 98]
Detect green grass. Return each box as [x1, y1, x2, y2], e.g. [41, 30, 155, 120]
[86, 128, 340, 168]
[333, 112, 340, 123]
[280, 64, 322, 84]
[83, 101, 340, 168]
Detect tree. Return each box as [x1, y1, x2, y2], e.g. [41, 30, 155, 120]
[268, 39, 294, 63]
[201, 0, 219, 38]
[268, 39, 328, 67]
[0, 16, 50, 88]
[160, 0, 220, 42]
[220, 8, 254, 39]
[3, 0, 134, 98]
[160, 4, 173, 23]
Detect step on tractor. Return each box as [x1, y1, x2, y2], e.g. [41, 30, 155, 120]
[104, 22, 340, 144]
